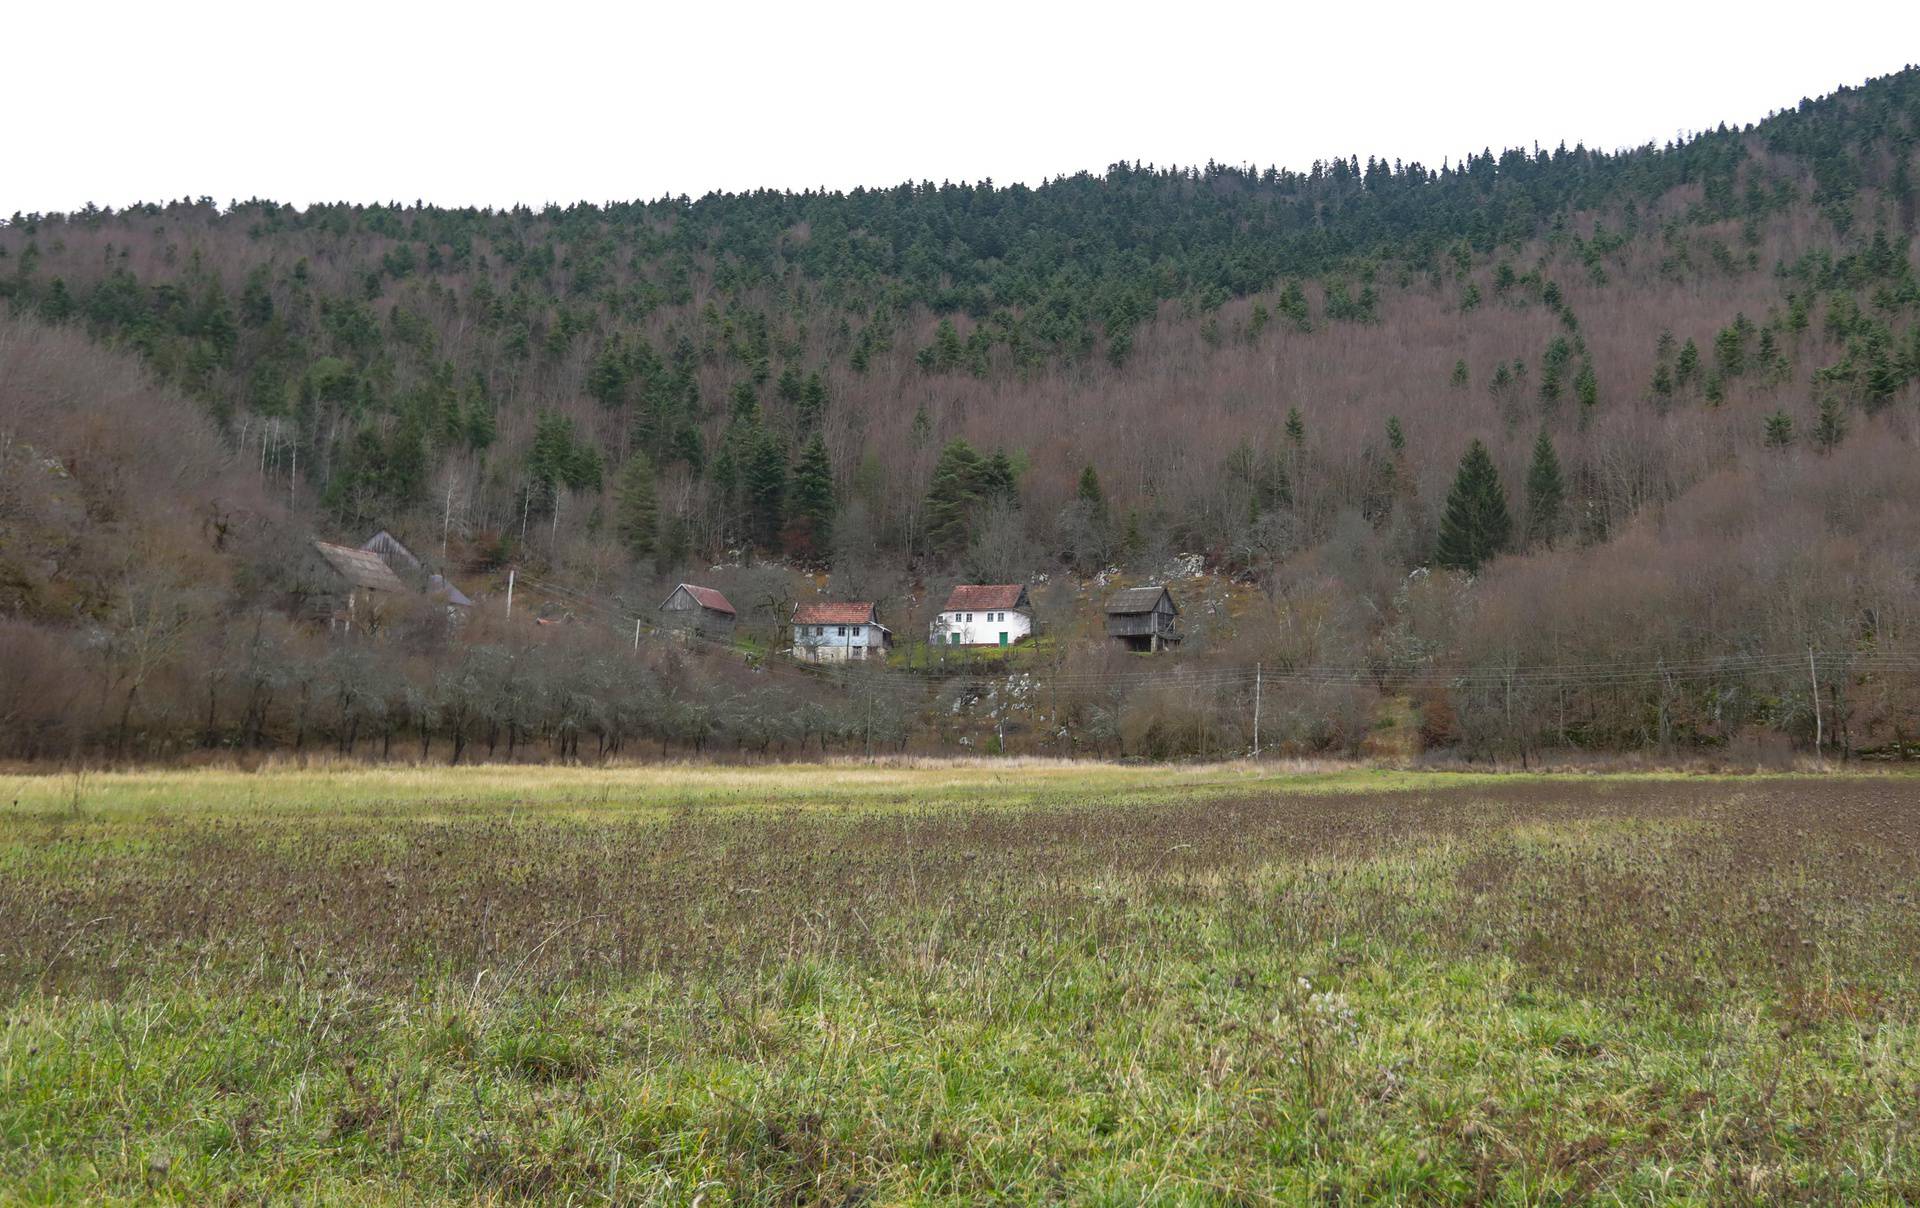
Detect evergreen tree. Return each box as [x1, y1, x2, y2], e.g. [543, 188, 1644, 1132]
[1523, 429, 1565, 547]
[1385, 415, 1406, 456]
[923, 440, 983, 555]
[1435, 439, 1511, 573]
[743, 429, 787, 548]
[1450, 359, 1469, 389]
[978, 450, 1019, 506]
[787, 433, 835, 556]
[1675, 338, 1701, 388]
[796, 371, 828, 431]
[587, 341, 629, 407]
[1077, 463, 1106, 510]
[1574, 360, 1598, 422]
[1813, 396, 1847, 452]
[614, 453, 659, 558]
[1284, 407, 1307, 446]
[1763, 411, 1794, 448]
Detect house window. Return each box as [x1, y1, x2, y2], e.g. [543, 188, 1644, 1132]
[965, 613, 973, 622]
[836, 626, 846, 637]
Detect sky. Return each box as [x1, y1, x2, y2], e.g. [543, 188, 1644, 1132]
[7, 0, 1918, 215]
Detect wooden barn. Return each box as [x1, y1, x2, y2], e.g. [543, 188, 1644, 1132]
[659, 583, 737, 638]
[312, 539, 412, 634]
[1104, 585, 1180, 652]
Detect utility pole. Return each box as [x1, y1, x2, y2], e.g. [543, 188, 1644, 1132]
[1252, 663, 1262, 757]
[505, 568, 516, 621]
[1809, 645, 1822, 757]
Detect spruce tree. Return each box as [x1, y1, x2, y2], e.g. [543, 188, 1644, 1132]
[743, 430, 787, 549]
[1763, 411, 1794, 448]
[1450, 359, 1469, 389]
[1284, 407, 1306, 446]
[1385, 415, 1406, 456]
[923, 440, 983, 555]
[787, 433, 835, 555]
[1813, 396, 1847, 452]
[1077, 462, 1105, 507]
[1435, 439, 1512, 573]
[614, 453, 660, 559]
[1523, 429, 1565, 547]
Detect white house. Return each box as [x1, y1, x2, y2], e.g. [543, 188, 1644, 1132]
[791, 601, 892, 662]
[930, 584, 1033, 647]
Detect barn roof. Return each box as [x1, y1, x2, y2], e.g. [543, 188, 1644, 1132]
[360, 530, 422, 572]
[941, 584, 1028, 612]
[313, 540, 412, 595]
[427, 574, 474, 608]
[793, 601, 878, 626]
[667, 583, 736, 615]
[1105, 585, 1177, 615]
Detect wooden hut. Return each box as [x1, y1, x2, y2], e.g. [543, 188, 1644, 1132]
[659, 583, 737, 638]
[1104, 585, 1180, 652]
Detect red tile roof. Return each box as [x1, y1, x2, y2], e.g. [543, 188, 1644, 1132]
[940, 584, 1028, 612]
[674, 584, 735, 615]
[793, 601, 878, 626]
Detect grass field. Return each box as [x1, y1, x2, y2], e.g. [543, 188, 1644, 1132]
[3, 762, 1919, 1204]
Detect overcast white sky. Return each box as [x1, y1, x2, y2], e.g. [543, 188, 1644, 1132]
[7, 1, 1917, 214]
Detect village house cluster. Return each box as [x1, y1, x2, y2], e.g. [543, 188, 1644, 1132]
[313, 538, 1182, 662]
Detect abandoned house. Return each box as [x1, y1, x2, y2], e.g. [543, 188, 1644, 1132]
[790, 602, 892, 662]
[1104, 585, 1180, 652]
[312, 539, 412, 634]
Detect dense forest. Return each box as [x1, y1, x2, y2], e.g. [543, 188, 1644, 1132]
[3, 67, 1919, 762]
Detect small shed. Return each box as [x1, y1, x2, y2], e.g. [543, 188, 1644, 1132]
[659, 583, 737, 638]
[313, 539, 412, 633]
[1104, 585, 1180, 652]
[791, 602, 892, 662]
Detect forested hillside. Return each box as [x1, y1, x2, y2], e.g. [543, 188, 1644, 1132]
[3, 68, 1919, 761]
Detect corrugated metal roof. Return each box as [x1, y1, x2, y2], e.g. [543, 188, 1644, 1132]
[793, 601, 877, 625]
[313, 540, 411, 595]
[941, 584, 1028, 612]
[1105, 586, 1176, 614]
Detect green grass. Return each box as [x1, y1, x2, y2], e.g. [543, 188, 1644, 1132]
[3, 764, 1918, 1203]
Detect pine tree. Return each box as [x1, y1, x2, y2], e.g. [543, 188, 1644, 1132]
[614, 453, 659, 558]
[1574, 360, 1598, 423]
[1813, 396, 1847, 452]
[1435, 439, 1511, 573]
[797, 371, 828, 431]
[1675, 338, 1701, 388]
[1523, 429, 1565, 547]
[1284, 407, 1307, 446]
[1077, 463, 1106, 512]
[588, 341, 629, 408]
[1385, 415, 1406, 456]
[787, 433, 835, 556]
[978, 450, 1019, 506]
[924, 440, 984, 555]
[1763, 411, 1794, 448]
[743, 430, 787, 549]
[1450, 359, 1469, 389]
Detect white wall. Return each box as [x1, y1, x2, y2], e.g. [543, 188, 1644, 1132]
[929, 609, 1032, 647]
[793, 622, 887, 661]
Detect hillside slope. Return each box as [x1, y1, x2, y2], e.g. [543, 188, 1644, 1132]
[2, 69, 1919, 759]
